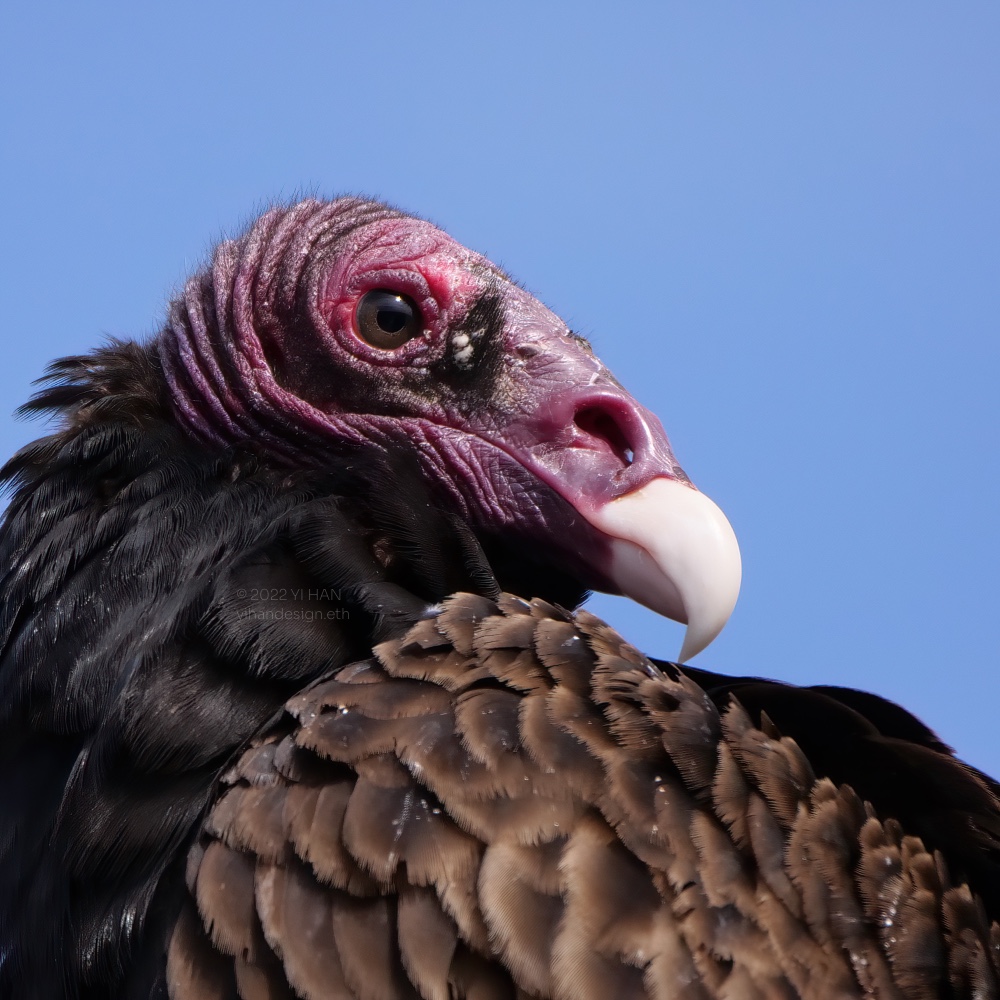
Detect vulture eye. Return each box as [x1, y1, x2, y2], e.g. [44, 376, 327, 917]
[355, 290, 423, 349]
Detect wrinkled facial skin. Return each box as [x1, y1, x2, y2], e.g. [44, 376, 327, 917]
[159, 198, 740, 656]
[161, 199, 681, 587]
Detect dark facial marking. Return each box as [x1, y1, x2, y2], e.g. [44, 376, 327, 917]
[432, 290, 506, 411]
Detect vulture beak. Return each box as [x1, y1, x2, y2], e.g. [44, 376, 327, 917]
[584, 477, 742, 662]
[494, 372, 741, 661]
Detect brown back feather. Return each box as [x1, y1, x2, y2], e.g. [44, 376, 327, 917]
[170, 595, 1000, 1000]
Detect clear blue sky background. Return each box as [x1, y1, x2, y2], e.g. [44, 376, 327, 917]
[2, 4, 998, 774]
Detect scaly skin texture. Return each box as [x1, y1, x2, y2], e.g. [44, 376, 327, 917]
[173, 593, 1000, 1000]
[158, 197, 685, 588]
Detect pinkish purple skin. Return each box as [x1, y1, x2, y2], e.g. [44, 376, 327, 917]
[158, 198, 689, 599]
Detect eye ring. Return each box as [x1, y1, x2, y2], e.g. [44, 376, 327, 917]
[355, 289, 423, 350]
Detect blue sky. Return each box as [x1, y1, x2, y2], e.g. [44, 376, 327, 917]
[2, 3, 998, 774]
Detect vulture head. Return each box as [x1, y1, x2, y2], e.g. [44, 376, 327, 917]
[159, 198, 740, 659]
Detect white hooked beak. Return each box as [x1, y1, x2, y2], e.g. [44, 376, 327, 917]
[586, 477, 742, 661]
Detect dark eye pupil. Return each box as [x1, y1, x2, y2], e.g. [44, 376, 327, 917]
[376, 304, 408, 333]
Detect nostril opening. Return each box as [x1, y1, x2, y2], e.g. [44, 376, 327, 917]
[575, 406, 635, 466]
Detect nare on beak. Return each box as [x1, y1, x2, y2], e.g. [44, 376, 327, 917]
[495, 388, 741, 661]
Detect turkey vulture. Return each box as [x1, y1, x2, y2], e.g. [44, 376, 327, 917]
[0, 198, 997, 999]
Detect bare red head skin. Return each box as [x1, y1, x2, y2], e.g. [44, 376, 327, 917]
[159, 198, 692, 614]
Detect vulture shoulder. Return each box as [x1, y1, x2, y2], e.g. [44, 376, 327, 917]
[173, 594, 1000, 1000]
